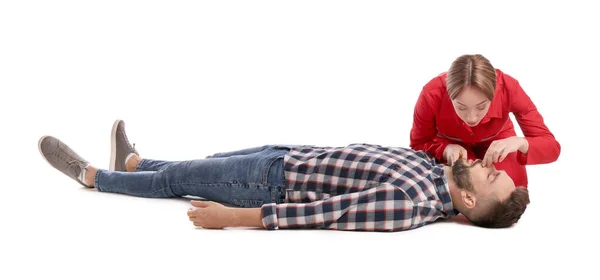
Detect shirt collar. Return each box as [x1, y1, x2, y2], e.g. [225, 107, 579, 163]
[432, 165, 459, 216]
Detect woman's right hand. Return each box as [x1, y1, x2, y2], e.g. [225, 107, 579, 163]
[443, 144, 467, 165]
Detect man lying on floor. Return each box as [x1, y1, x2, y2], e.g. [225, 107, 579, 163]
[38, 120, 529, 232]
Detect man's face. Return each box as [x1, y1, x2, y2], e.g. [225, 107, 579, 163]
[452, 158, 515, 202]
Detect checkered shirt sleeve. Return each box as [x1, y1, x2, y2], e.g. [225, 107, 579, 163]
[261, 185, 447, 232]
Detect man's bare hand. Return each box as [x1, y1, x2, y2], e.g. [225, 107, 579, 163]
[187, 201, 234, 229]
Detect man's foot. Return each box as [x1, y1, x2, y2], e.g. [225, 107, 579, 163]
[38, 135, 93, 188]
[110, 119, 139, 172]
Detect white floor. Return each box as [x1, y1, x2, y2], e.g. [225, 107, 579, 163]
[2, 1, 598, 279]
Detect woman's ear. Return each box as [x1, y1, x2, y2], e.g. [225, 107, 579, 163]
[461, 190, 477, 209]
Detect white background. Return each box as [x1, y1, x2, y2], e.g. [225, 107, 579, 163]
[1, 1, 598, 279]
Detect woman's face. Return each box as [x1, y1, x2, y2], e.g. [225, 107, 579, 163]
[451, 86, 491, 127]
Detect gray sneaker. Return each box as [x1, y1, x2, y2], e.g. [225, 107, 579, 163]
[109, 119, 139, 172]
[38, 135, 91, 188]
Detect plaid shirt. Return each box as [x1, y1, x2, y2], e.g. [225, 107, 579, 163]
[260, 143, 457, 232]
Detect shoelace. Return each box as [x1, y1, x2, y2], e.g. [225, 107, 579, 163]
[55, 147, 78, 164]
[120, 128, 139, 154]
[66, 159, 86, 182]
[132, 143, 139, 155]
[46, 140, 87, 185]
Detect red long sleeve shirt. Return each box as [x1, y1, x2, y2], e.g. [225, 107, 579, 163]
[409, 69, 560, 167]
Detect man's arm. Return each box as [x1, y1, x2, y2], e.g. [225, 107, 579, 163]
[231, 208, 263, 227]
[261, 184, 420, 232]
[187, 200, 263, 229]
[188, 185, 447, 231]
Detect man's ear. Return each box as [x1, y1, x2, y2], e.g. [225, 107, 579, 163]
[461, 190, 477, 209]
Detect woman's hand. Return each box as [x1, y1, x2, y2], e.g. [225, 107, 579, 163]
[482, 136, 528, 167]
[443, 144, 468, 165]
[187, 201, 234, 229]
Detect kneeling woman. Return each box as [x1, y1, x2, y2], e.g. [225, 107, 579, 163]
[409, 54, 560, 188]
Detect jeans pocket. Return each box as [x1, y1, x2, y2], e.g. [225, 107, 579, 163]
[264, 156, 285, 186]
[230, 183, 272, 207]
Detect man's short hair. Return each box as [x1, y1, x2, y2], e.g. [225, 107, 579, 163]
[470, 187, 530, 228]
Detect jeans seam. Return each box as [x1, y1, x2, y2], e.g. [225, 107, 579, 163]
[172, 182, 269, 207]
[118, 187, 172, 197]
[172, 181, 254, 187]
[95, 169, 173, 197]
[94, 169, 101, 189]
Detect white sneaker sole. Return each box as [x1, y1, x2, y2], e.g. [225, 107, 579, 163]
[109, 119, 121, 171]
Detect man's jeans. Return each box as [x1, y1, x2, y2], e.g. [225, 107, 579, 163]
[94, 145, 293, 208]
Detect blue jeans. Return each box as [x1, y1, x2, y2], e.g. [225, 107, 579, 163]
[94, 145, 294, 208]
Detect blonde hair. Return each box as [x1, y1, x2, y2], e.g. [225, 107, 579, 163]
[446, 54, 496, 100]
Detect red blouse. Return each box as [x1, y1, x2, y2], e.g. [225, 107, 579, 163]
[409, 69, 560, 166]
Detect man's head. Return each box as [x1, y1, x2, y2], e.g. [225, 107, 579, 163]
[450, 158, 530, 228]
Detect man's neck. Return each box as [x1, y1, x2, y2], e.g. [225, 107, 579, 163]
[443, 165, 462, 213]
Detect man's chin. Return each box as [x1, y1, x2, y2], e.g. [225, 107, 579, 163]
[451, 159, 475, 192]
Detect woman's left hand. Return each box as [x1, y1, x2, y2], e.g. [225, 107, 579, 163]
[482, 136, 528, 167]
